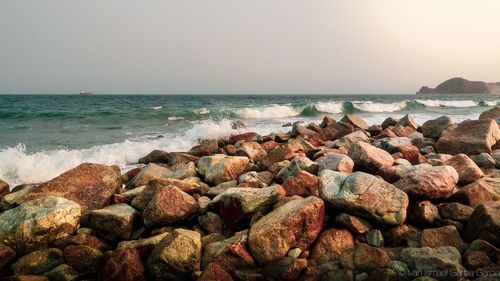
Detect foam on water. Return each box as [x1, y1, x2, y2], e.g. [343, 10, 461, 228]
[414, 99, 477, 107]
[352, 101, 407, 112]
[236, 104, 300, 119]
[314, 101, 344, 113]
[194, 108, 210, 115]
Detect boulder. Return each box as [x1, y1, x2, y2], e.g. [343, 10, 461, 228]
[442, 154, 484, 185]
[143, 187, 199, 228]
[292, 122, 317, 138]
[117, 232, 170, 258]
[197, 155, 249, 185]
[282, 170, 319, 197]
[419, 225, 466, 252]
[0, 196, 80, 254]
[464, 202, 500, 245]
[262, 257, 308, 281]
[394, 166, 458, 199]
[348, 141, 394, 172]
[365, 229, 384, 247]
[87, 203, 139, 240]
[188, 139, 219, 156]
[259, 141, 305, 168]
[450, 179, 500, 207]
[63, 245, 103, 274]
[149, 178, 202, 194]
[126, 163, 173, 189]
[98, 248, 146, 281]
[138, 150, 170, 164]
[341, 115, 369, 130]
[275, 156, 318, 183]
[202, 231, 255, 272]
[248, 196, 325, 264]
[0, 243, 16, 271]
[19, 163, 120, 214]
[351, 243, 391, 271]
[335, 213, 372, 235]
[319, 170, 408, 225]
[479, 106, 500, 121]
[11, 248, 63, 275]
[310, 228, 355, 264]
[235, 141, 267, 161]
[399, 247, 465, 281]
[395, 145, 425, 165]
[438, 203, 472, 223]
[171, 162, 197, 180]
[1, 184, 36, 210]
[198, 262, 234, 281]
[421, 116, 453, 140]
[320, 116, 335, 128]
[147, 229, 202, 281]
[317, 153, 354, 173]
[436, 119, 500, 155]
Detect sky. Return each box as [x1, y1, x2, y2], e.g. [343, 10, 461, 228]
[1, 0, 500, 94]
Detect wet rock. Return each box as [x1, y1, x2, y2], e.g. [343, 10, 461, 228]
[442, 154, 484, 185]
[464, 202, 500, 245]
[0, 196, 81, 254]
[11, 248, 63, 275]
[143, 187, 199, 228]
[87, 203, 139, 240]
[229, 132, 262, 144]
[450, 179, 500, 207]
[421, 116, 453, 140]
[198, 262, 234, 281]
[419, 225, 466, 252]
[45, 264, 80, 281]
[319, 170, 408, 225]
[202, 231, 255, 272]
[348, 141, 394, 172]
[259, 141, 305, 168]
[282, 170, 319, 197]
[436, 119, 500, 155]
[248, 196, 325, 264]
[168, 152, 200, 166]
[197, 155, 250, 185]
[394, 166, 458, 199]
[117, 232, 169, 258]
[63, 245, 103, 274]
[399, 247, 465, 281]
[98, 248, 146, 281]
[171, 162, 198, 180]
[438, 202, 473, 222]
[235, 141, 267, 161]
[126, 163, 173, 189]
[310, 228, 355, 264]
[20, 163, 120, 214]
[275, 156, 318, 183]
[147, 229, 202, 281]
[341, 115, 369, 130]
[335, 213, 372, 235]
[138, 150, 170, 164]
[317, 153, 354, 173]
[262, 257, 308, 281]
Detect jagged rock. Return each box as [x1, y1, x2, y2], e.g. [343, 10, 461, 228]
[248, 197, 324, 264]
[319, 170, 408, 225]
[335, 213, 372, 235]
[207, 180, 238, 197]
[463, 251, 492, 270]
[275, 156, 318, 183]
[436, 119, 500, 155]
[419, 226, 466, 252]
[348, 141, 394, 172]
[0, 196, 81, 254]
[0, 179, 9, 199]
[394, 145, 425, 165]
[98, 248, 146, 281]
[464, 202, 500, 245]
[143, 187, 199, 228]
[310, 228, 355, 264]
[341, 243, 390, 271]
[341, 115, 369, 130]
[63, 245, 103, 274]
[396, 114, 419, 129]
[317, 153, 354, 173]
[381, 117, 399, 129]
[1, 184, 36, 210]
[282, 170, 319, 197]
[442, 154, 484, 185]
[87, 203, 139, 240]
[229, 132, 262, 144]
[11, 248, 63, 275]
[19, 163, 120, 214]
[147, 229, 202, 281]
[394, 166, 458, 199]
[292, 122, 317, 138]
[421, 116, 453, 140]
[126, 163, 173, 189]
[197, 155, 249, 185]
[201, 231, 255, 272]
[450, 179, 500, 207]
[171, 162, 198, 180]
[320, 116, 336, 128]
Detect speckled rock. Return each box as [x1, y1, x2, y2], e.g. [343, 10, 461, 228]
[87, 203, 139, 240]
[197, 155, 250, 185]
[348, 141, 395, 172]
[11, 248, 63, 275]
[317, 153, 354, 173]
[126, 163, 173, 189]
[98, 248, 146, 281]
[394, 166, 458, 199]
[310, 228, 355, 264]
[143, 187, 199, 228]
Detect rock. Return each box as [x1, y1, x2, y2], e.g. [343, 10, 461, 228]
[350, 243, 391, 271]
[149, 178, 202, 194]
[367, 268, 397, 281]
[1, 184, 36, 210]
[126, 163, 173, 189]
[436, 119, 500, 155]
[235, 141, 267, 161]
[198, 212, 226, 234]
[348, 141, 394, 172]
[438, 203, 474, 222]
[383, 224, 419, 247]
[188, 139, 219, 156]
[379, 137, 413, 153]
[464, 202, 500, 245]
[259, 141, 305, 169]
[310, 228, 355, 264]
[138, 150, 170, 164]
[395, 145, 425, 165]
[198, 262, 234, 281]
[202, 231, 255, 272]
[248, 196, 325, 264]
[19, 163, 120, 214]
[63, 245, 103, 274]
[2, 275, 50, 281]
[292, 122, 317, 138]
[229, 132, 262, 144]
[167, 152, 200, 166]
[341, 115, 369, 130]
[410, 201, 439, 225]
[442, 154, 484, 185]
[59, 231, 111, 252]
[367, 124, 382, 136]
[320, 116, 336, 128]
[171, 162, 198, 180]
[381, 117, 399, 129]
[470, 153, 496, 169]
[316, 122, 354, 141]
[282, 170, 319, 197]
[0, 179, 9, 198]
[275, 156, 318, 183]
[216, 186, 282, 224]
[399, 247, 465, 281]
[319, 170, 408, 225]
[143, 187, 199, 228]
[121, 185, 146, 201]
[335, 213, 372, 235]
[392, 125, 416, 137]
[419, 225, 466, 252]
[0, 196, 80, 254]
[287, 248, 302, 259]
[262, 257, 308, 281]
[117, 232, 170, 258]
[45, 264, 80, 281]
[334, 130, 370, 148]
[450, 179, 500, 207]
[0, 243, 16, 271]
[197, 155, 249, 185]
[87, 203, 139, 240]
[207, 180, 238, 197]
[365, 229, 384, 247]
[98, 248, 146, 281]
[396, 114, 419, 129]
[421, 116, 453, 139]
[11, 248, 63, 275]
[394, 166, 458, 199]
[147, 229, 202, 281]
[317, 153, 354, 173]
[479, 106, 500, 121]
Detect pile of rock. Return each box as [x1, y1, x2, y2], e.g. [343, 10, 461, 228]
[1, 108, 500, 281]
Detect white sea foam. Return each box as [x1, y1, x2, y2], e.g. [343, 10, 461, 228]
[194, 108, 210, 115]
[236, 105, 300, 119]
[352, 101, 407, 112]
[483, 100, 499, 106]
[314, 101, 344, 114]
[168, 116, 185, 121]
[149, 106, 163, 110]
[414, 99, 477, 107]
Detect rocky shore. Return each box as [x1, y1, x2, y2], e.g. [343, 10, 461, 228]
[1, 107, 500, 281]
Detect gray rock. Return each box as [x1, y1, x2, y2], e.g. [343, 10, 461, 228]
[421, 116, 453, 140]
[348, 141, 395, 172]
[317, 153, 354, 173]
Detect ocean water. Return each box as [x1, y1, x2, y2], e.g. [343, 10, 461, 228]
[1, 94, 499, 185]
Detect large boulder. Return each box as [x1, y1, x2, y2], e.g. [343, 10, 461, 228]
[19, 163, 120, 214]
[421, 116, 453, 140]
[143, 187, 199, 228]
[98, 248, 147, 281]
[0, 196, 81, 254]
[197, 155, 249, 186]
[147, 229, 202, 281]
[450, 179, 500, 207]
[464, 202, 500, 245]
[436, 119, 500, 155]
[319, 170, 408, 225]
[87, 203, 139, 240]
[259, 141, 305, 168]
[340, 115, 369, 130]
[394, 166, 458, 199]
[479, 106, 500, 122]
[399, 247, 465, 281]
[442, 154, 484, 185]
[126, 163, 173, 189]
[248, 196, 325, 264]
[348, 141, 394, 172]
[309, 228, 355, 264]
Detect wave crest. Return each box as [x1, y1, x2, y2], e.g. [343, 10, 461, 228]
[414, 99, 477, 108]
[352, 101, 407, 112]
[236, 105, 300, 119]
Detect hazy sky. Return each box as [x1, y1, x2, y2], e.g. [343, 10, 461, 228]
[1, 0, 500, 94]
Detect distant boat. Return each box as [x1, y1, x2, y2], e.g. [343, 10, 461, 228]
[79, 91, 93, 96]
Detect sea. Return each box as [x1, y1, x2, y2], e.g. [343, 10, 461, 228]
[1, 94, 499, 186]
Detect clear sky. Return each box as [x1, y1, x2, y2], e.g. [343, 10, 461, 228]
[1, 0, 499, 94]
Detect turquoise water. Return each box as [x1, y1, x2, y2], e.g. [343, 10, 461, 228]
[0, 94, 499, 185]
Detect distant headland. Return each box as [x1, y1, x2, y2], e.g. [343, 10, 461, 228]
[417, 77, 500, 94]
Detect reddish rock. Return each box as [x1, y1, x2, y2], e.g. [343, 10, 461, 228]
[377, 128, 398, 139]
[126, 164, 173, 189]
[138, 150, 170, 164]
[229, 132, 261, 144]
[396, 145, 425, 165]
[261, 140, 280, 153]
[421, 116, 453, 140]
[198, 262, 234, 281]
[0, 243, 16, 271]
[168, 152, 200, 166]
[397, 114, 419, 129]
[450, 179, 500, 207]
[443, 154, 484, 185]
[348, 141, 394, 172]
[143, 187, 199, 228]
[248, 197, 325, 264]
[262, 257, 308, 281]
[341, 115, 369, 130]
[310, 229, 355, 264]
[63, 245, 103, 274]
[282, 171, 319, 197]
[223, 144, 237, 155]
[188, 139, 219, 156]
[392, 125, 416, 137]
[419, 225, 466, 252]
[479, 106, 500, 121]
[260, 141, 305, 169]
[334, 213, 372, 235]
[394, 166, 458, 199]
[464, 251, 492, 270]
[464, 202, 500, 245]
[60, 232, 111, 251]
[235, 141, 267, 161]
[98, 248, 146, 281]
[410, 200, 439, 224]
[383, 224, 419, 247]
[320, 116, 335, 128]
[149, 178, 202, 194]
[202, 231, 255, 272]
[381, 117, 399, 129]
[19, 163, 120, 214]
[352, 243, 391, 271]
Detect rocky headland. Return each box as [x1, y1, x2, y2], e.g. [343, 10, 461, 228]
[417, 77, 500, 94]
[1, 107, 500, 281]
